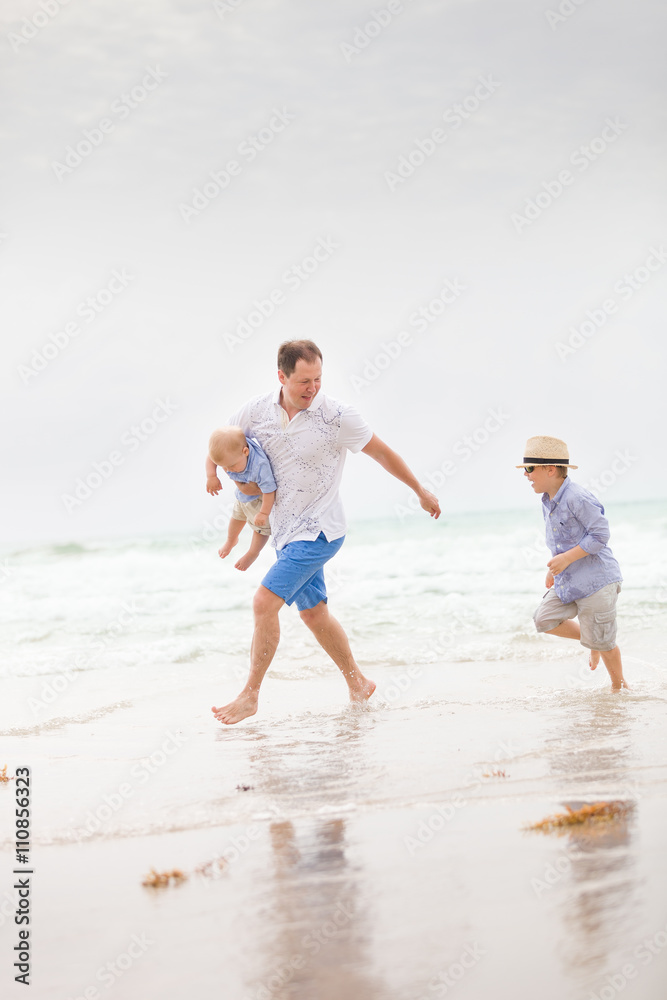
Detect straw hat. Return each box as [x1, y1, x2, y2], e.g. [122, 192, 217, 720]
[516, 436, 578, 469]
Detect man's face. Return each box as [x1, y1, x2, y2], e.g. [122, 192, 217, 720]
[278, 358, 322, 410]
[524, 465, 560, 495]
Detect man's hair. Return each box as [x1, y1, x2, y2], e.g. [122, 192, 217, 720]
[277, 340, 323, 377]
[555, 466, 568, 479]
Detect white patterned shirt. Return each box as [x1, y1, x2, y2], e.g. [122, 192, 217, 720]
[229, 388, 373, 550]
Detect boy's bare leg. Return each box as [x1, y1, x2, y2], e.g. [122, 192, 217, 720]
[235, 530, 269, 572]
[219, 518, 245, 559]
[299, 601, 376, 703]
[212, 586, 284, 725]
[545, 622, 628, 690]
[599, 646, 629, 691]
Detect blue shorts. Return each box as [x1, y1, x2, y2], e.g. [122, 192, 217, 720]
[261, 532, 345, 611]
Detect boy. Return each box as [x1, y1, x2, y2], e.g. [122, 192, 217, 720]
[206, 426, 277, 571]
[518, 435, 629, 691]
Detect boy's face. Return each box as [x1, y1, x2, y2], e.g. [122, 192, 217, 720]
[524, 465, 561, 497]
[221, 446, 249, 473]
[278, 358, 322, 411]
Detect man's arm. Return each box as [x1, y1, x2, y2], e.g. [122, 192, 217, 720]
[361, 433, 440, 518]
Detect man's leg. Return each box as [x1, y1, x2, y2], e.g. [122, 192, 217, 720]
[235, 530, 269, 572]
[219, 518, 245, 559]
[212, 585, 284, 724]
[299, 600, 376, 703]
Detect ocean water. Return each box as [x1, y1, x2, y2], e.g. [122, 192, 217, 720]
[2, 502, 667, 1000]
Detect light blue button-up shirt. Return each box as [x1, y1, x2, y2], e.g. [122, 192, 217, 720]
[227, 437, 277, 503]
[541, 478, 622, 602]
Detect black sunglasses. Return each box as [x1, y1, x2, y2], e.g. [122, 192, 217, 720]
[523, 466, 536, 473]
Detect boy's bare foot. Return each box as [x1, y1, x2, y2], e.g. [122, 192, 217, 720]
[212, 693, 258, 725]
[218, 539, 237, 559]
[589, 650, 601, 670]
[349, 678, 376, 704]
[611, 678, 630, 692]
[235, 551, 258, 571]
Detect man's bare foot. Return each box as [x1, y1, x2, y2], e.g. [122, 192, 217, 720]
[218, 539, 237, 559]
[212, 693, 258, 725]
[349, 678, 376, 704]
[235, 550, 258, 571]
[611, 678, 630, 692]
[589, 650, 601, 671]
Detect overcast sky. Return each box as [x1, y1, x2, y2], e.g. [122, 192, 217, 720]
[2, 0, 665, 545]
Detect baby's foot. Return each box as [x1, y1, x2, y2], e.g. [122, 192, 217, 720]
[218, 539, 237, 559]
[235, 550, 258, 571]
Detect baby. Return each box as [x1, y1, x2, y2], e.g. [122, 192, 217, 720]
[205, 426, 277, 571]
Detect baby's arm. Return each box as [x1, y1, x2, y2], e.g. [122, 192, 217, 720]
[253, 491, 275, 528]
[206, 455, 222, 495]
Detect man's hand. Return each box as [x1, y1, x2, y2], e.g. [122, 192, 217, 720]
[545, 571, 554, 589]
[418, 489, 441, 519]
[547, 553, 571, 577]
[207, 476, 222, 496]
[235, 481, 260, 496]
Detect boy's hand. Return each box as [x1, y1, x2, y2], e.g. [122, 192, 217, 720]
[547, 553, 570, 577]
[254, 512, 268, 528]
[545, 571, 554, 589]
[206, 476, 222, 496]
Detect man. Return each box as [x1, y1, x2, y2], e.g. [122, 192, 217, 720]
[211, 339, 440, 724]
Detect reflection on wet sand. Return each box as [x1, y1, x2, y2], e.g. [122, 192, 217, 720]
[544, 694, 642, 994]
[244, 712, 393, 1000]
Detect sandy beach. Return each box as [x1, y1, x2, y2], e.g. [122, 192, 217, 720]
[3, 651, 667, 1000]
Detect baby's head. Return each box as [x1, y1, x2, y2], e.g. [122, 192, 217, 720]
[209, 426, 249, 473]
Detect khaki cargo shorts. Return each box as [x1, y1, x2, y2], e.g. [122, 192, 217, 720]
[533, 581, 621, 651]
[232, 497, 272, 536]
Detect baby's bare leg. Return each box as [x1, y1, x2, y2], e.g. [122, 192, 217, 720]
[219, 518, 245, 559]
[235, 530, 269, 572]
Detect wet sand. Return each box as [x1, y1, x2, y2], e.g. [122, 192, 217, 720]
[2, 651, 667, 1000]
